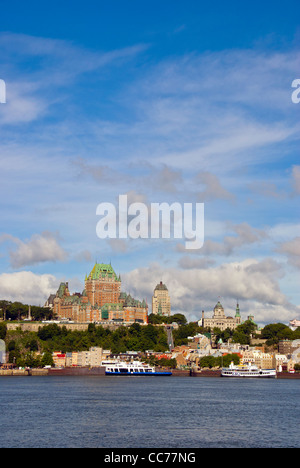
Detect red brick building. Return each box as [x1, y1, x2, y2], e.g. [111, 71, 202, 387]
[52, 262, 148, 324]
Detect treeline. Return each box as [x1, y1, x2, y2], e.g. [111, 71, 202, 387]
[213, 321, 300, 347]
[1, 322, 170, 367]
[148, 313, 187, 325]
[37, 322, 169, 354]
[0, 300, 53, 321]
[260, 323, 300, 346]
[199, 353, 240, 369]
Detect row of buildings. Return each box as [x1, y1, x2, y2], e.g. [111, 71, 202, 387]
[45, 261, 256, 329]
[35, 337, 300, 372]
[46, 262, 173, 324]
[52, 347, 108, 368]
[171, 335, 300, 372]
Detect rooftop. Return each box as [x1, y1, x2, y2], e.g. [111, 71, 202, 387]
[154, 281, 168, 291]
[86, 262, 120, 281]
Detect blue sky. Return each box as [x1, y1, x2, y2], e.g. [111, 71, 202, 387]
[0, 0, 299, 325]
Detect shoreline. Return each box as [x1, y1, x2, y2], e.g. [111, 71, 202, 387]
[1, 367, 299, 379]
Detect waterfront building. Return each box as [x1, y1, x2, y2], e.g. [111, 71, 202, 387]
[152, 281, 171, 316]
[52, 262, 148, 324]
[52, 352, 66, 368]
[76, 347, 103, 367]
[201, 301, 242, 331]
[278, 339, 300, 356]
[241, 349, 274, 369]
[55, 347, 106, 368]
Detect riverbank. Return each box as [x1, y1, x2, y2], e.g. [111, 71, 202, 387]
[1, 367, 299, 378]
[0, 368, 48, 376]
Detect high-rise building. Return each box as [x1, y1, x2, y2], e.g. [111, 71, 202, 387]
[152, 281, 171, 316]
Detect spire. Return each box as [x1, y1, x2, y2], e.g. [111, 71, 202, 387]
[235, 301, 240, 317]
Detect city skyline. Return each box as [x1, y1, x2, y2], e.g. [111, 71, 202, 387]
[0, 1, 299, 326]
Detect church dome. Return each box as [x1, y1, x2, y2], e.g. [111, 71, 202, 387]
[214, 300, 224, 310]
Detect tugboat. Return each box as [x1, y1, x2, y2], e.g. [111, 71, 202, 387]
[221, 361, 276, 378]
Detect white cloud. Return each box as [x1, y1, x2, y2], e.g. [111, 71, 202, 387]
[122, 258, 297, 324]
[276, 237, 300, 268]
[0, 271, 58, 305]
[1, 231, 68, 268]
[176, 222, 267, 256]
[0, 32, 148, 125]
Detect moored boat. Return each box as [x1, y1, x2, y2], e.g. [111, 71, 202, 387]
[105, 360, 172, 376]
[221, 361, 276, 378]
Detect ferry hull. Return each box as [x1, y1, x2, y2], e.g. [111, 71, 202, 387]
[105, 371, 172, 376]
[221, 370, 276, 378]
[221, 362, 276, 378]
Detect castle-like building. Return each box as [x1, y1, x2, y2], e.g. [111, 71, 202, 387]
[52, 262, 148, 324]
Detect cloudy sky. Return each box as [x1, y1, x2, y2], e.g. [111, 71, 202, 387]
[0, 1, 299, 325]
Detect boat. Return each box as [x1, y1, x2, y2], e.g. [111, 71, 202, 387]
[221, 361, 276, 378]
[105, 360, 172, 376]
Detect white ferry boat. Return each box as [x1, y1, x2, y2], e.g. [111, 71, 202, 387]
[105, 360, 172, 376]
[221, 362, 276, 378]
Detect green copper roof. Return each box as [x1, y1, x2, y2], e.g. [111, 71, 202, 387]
[57, 282, 67, 298]
[86, 262, 120, 281]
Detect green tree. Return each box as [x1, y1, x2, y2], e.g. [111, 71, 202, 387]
[199, 355, 216, 368]
[171, 314, 187, 325]
[232, 320, 257, 345]
[261, 323, 293, 346]
[41, 352, 54, 367]
[38, 323, 61, 341]
[26, 339, 39, 352]
[0, 322, 7, 340]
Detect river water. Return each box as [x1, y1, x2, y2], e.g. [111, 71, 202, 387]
[0, 375, 299, 448]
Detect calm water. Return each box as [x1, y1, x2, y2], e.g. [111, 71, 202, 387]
[0, 375, 299, 448]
